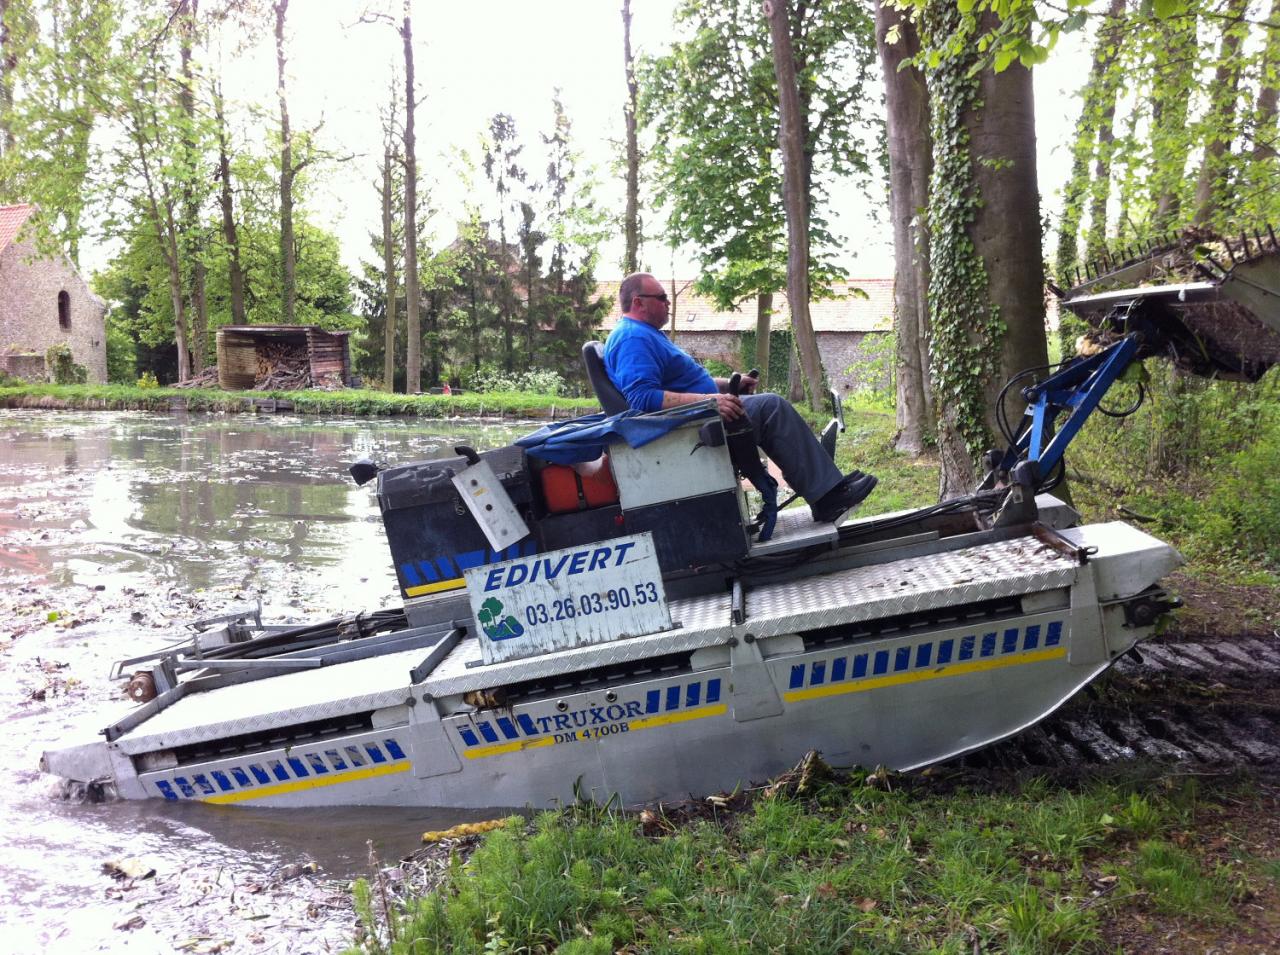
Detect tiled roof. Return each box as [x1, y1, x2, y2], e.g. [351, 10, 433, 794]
[0, 204, 35, 256]
[596, 278, 894, 333]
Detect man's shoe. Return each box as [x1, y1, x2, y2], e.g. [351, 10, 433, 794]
[812, 473, 877, 524]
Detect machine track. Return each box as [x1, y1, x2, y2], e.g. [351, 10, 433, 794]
[962, 637, 1280, 771]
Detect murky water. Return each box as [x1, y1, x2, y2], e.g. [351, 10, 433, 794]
[0, 409, 530, 953]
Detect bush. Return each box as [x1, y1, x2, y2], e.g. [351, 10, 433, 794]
[136, 371, 160, 390]
[45, 344, 87, 384]
[463, 365, 568, 396]
[702, 357, 734, 379]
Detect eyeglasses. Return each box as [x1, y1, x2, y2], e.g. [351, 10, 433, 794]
[634, 293, 669, 303]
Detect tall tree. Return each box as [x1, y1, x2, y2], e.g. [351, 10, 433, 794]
[400, 0, 422, 392]
[621, 0, 640, 274]
[1193, 0, 1250, 226]
[273, 0, 296, 323]
[379, 86, 399, 392]
[643, 0, 875, 394]
[178, 0, 209, 371]
[484, 112, 526, 373]
[765, 0, 823, 407]
[876, 0, 933, 454]
[213, 79, 246, 325]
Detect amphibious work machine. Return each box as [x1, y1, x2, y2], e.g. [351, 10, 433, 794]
[42, 231, 1280, 809]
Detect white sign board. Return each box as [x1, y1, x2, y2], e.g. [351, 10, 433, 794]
[464, 532, 671, 665]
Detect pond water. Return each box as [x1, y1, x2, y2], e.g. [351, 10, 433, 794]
[0, 409, 531, 953]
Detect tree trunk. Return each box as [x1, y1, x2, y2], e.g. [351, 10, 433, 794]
[1193, 0, 1249, 227]
[214, 83, 246, 326]
[381, 142, 398, 392]
[402, 0, 421, 392]
[621, 0, 640, 274]
[876, 0, 932, 455]
[1252, 0, 1280, 161]
[969, 22, 1048, 450]
[0, 0, 17, 158]
[178, 2, 206, 372]
[765, 0, 824, 408]
[755, 292, 772, 386]
[274, 0, 296, 324]
[1082, 0, 1126, 265]
[1150, 13, 1197, 230]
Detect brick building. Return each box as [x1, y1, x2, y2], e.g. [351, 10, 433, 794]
[0, 204, 107, 383]
[596, 279, 895, 395]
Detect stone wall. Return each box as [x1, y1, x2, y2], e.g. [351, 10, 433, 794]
[671, 328, 892, 395]
[0, 239, 107, 383]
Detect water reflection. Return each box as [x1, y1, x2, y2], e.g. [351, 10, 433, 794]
[0, 409, 535, 952]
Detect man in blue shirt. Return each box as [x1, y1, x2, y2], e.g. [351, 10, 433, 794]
[604, 272, 876, 524]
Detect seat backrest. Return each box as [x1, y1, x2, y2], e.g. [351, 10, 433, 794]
[582, 341, 630, 416]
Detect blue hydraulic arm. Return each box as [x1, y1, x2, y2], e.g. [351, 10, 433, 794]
[995, 334, 1142, 488]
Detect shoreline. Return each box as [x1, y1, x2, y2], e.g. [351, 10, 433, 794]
[0, 384, 601, 420]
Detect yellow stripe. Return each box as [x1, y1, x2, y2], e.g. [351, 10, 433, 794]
[405, 577, 464, 597]
[463, 704, 729, 760]
[784, 646, 1068, 703]
[199, 760, 411, 805]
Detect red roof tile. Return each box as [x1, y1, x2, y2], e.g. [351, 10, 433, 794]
[597, 278, 895, 334]
[0, 204, 35, 256]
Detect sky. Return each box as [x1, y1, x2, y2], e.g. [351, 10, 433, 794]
[197, 0, 1090, 287]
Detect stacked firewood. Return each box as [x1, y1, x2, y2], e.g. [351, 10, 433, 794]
[253, 341, 312, 390]
[173, 367, 220, 389]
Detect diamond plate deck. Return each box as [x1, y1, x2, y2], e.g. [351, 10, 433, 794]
[113, 647, 428, 755]
[421, 590, 733, 697]
[742, 536, 1079, 639]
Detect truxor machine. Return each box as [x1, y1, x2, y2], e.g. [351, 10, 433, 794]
[41, 231, 1280, 809]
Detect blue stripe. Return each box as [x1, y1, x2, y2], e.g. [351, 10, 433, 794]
[496, 717, 520, 740]
[1002, 628, 1019, 654]
[210, 770, 234, 792]
[250, 764, 271, 784]
[938, 639, 954, 664]
[894, 647, 911, 672]
[287, 758, 309, 778]
[272, 761, 291, 781]
[174, 776, 195, 797]
[960, 636, 975, 660]
[459, 727, 479, 747]
[307, 753, 329, 774]
[325, 749, 348, 770]
[156, 780, 178, 801]
[1046, 621, 1063, 646]
[345, 746, 367, 767]
[706, 678, 721, 703]
[1023, 624, 1040, 650]
[853, 654, 868, 678]
[686, 682, 701, 707]
[516, 714, 538, 735]
[231, 767, 251, 787]
[193, 774, 216, 795]
[645, 689, 661, 714]
[417, 560, 440, 582]
[873, 650, 889, 675]
[365, 744, 387, 764]
[665, 685, 680, 711]
[455, 549, 486, 571]
[916, 643, 933, 668]
[477, 721, 499, 743]
[384, 739, 406, 760]
[981, 632, 997, 657]
[811, 661, 826, 685]
[789, 664, 805, 689]
[434, 557, 457, 579]
[401, 562, 423, 586]
[831, 657, 847, 682]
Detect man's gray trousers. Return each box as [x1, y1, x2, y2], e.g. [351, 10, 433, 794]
[742, 393, 843, 504]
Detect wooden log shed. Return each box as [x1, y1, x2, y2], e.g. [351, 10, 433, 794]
[215, 325, 352, 391]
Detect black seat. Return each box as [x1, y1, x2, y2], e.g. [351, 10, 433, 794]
[582, 341, 630, 416]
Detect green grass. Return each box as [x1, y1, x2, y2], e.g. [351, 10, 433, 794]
[0, 382, 600, 418]
[343, 775, 1262, 954]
